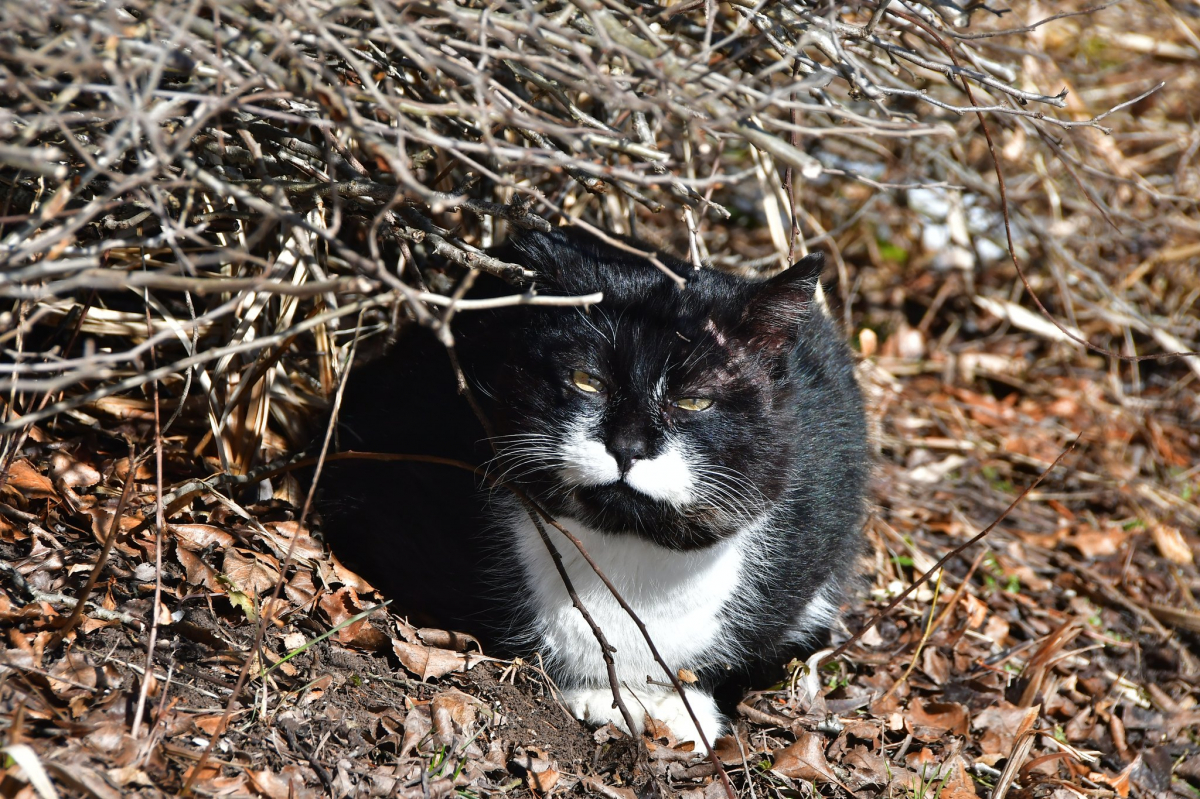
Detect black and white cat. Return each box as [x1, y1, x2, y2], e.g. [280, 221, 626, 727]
[320, 228, 867, 744]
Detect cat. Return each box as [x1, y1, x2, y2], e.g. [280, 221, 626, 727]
[319, 227, 868, 745]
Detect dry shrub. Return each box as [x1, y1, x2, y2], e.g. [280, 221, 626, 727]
[0, 0, 1196, 474]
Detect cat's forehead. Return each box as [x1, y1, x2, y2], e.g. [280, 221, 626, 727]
[551, 297, 741, 383]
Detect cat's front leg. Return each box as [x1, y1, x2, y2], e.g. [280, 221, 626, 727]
[563, 685, 725, 745]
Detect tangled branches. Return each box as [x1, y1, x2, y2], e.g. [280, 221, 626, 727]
[0, 0, 1194, 471]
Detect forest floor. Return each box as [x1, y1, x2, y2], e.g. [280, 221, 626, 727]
[3, 259, 1199, 799]
[3, 2, 1200, 793]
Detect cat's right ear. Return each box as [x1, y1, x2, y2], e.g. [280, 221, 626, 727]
[735, 252, 825, 357]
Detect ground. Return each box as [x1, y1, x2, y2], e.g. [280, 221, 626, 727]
[1, 2, 1199, 796]
[2, 278, 1198, 798]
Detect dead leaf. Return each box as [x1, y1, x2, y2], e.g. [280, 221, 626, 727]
[4, 459, 57, 502]
[1090, 755, 1138, 799]
[431, 689, 481, 740]
[939, 755, 979, 799]
[176, 547, 219, 590]
[260, 521, 323, 563]
[920, 647, 950, 685]
[43, 762, 123, 799]
[87, 506, 144, 553]
[222, 549, 280, 596]
[285, 569, 318, 607]
[393, 640, 476, 680]
[418, 628, 481, 652]
[400, 703, 432, 757]
[49, 452, 101, 489]
[906, 697, 969, 738]
[974, 703, 1039, 756]
[843, 745, 893, 788]
[643, 715, 675, 745]
[526, 765, 559, 794]
[47, 650, 103, 697]
[907, 454, 968, 484]
[192, 715, 230, 736]
[108, 766, 154, 788]
[904, 748, 934, 770]
[172, 523, 235, 551]
[248, 765, 321, 799]
[318, 586, 387, 651]
[772, 732, 836, 782]
[582, 776, 637, 799]
[111, 457, 152, 481]
[713, 735, 746, 764]
[329, 550, 375, 593]
[1065, 526, 1128, 559]
[1150, 523, 1193, 565]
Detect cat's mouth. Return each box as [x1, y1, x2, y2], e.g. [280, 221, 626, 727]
[560, 481, 731, 549]
[571, 480, 675, 518]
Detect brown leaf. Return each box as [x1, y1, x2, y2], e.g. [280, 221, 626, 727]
[526, 766, 560, 794]
[920, 647, 950, 685]
[47, 651, 102, 697]
[329, 550, 375, 593]
[939, 755, 979, 799]
[318, 586, 387, 650]
[176, 547, 219, 590]
[1150, 523, 1193, 565]
[172, 523, 235, 551]
[772, 732, 836, 782]
[418, 628, 481, 652]
[49, 452, 101, 490]
[974, 703, 1039, 756]
[904, 748, 934, 770]
[285, 569, 318, 607]
[431, 689, 481, 740]
[107, 766, 154, 788]
[87, 506, 144, 553]
[42, 762, 123, 799]
[222, 549, 280, 596]
[248, 765, 321, 799]
[260, 521, 324, 563]
[581, 776, 637, 799]
[192, 715, 229, 736]
[1065, 526, 1128, 559]
[843, 746, 893, 788]
[400, 703, 432, 757]
[1090, 755, 1138, 799]
[111, 457, 152, 481]
[643, 715, 676, 745]
[4, 459, 57, 502]
[393, 640, 475, 680]
[713, 735, 746, 764]
[906, 697, 969, 738]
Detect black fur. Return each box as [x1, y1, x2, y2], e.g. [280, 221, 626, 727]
[319, 227, 868, 679]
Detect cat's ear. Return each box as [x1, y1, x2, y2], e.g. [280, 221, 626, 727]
[735, 252, 825, 356]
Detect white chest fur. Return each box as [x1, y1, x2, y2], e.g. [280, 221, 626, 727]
[509, 513, 751, 687]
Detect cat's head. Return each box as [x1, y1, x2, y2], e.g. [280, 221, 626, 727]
[473, 228, 839, 550]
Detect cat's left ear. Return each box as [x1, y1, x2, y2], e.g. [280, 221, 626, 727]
[736, 252, 825, 356]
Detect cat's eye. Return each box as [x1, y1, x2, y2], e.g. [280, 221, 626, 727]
[571, 369, 606, 394]
[674, 398, 713, 412]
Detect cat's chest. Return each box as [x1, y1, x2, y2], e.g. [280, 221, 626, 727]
[509, 514, 750, 685]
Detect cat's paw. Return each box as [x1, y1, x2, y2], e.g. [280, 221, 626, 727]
[563, 686, 725, 745]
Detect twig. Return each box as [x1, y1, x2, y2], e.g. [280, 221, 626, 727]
[55, 445, 141, 643]
[821, 436, 1079, 666]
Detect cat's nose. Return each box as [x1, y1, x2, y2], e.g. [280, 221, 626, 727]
[607, 434, 647, 475]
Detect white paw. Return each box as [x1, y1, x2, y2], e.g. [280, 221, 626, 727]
[563, 686, 725, 745]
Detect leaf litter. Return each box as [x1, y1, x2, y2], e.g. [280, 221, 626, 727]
[1, 0, 1199, 797]
[3, 287, 1197, 798]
